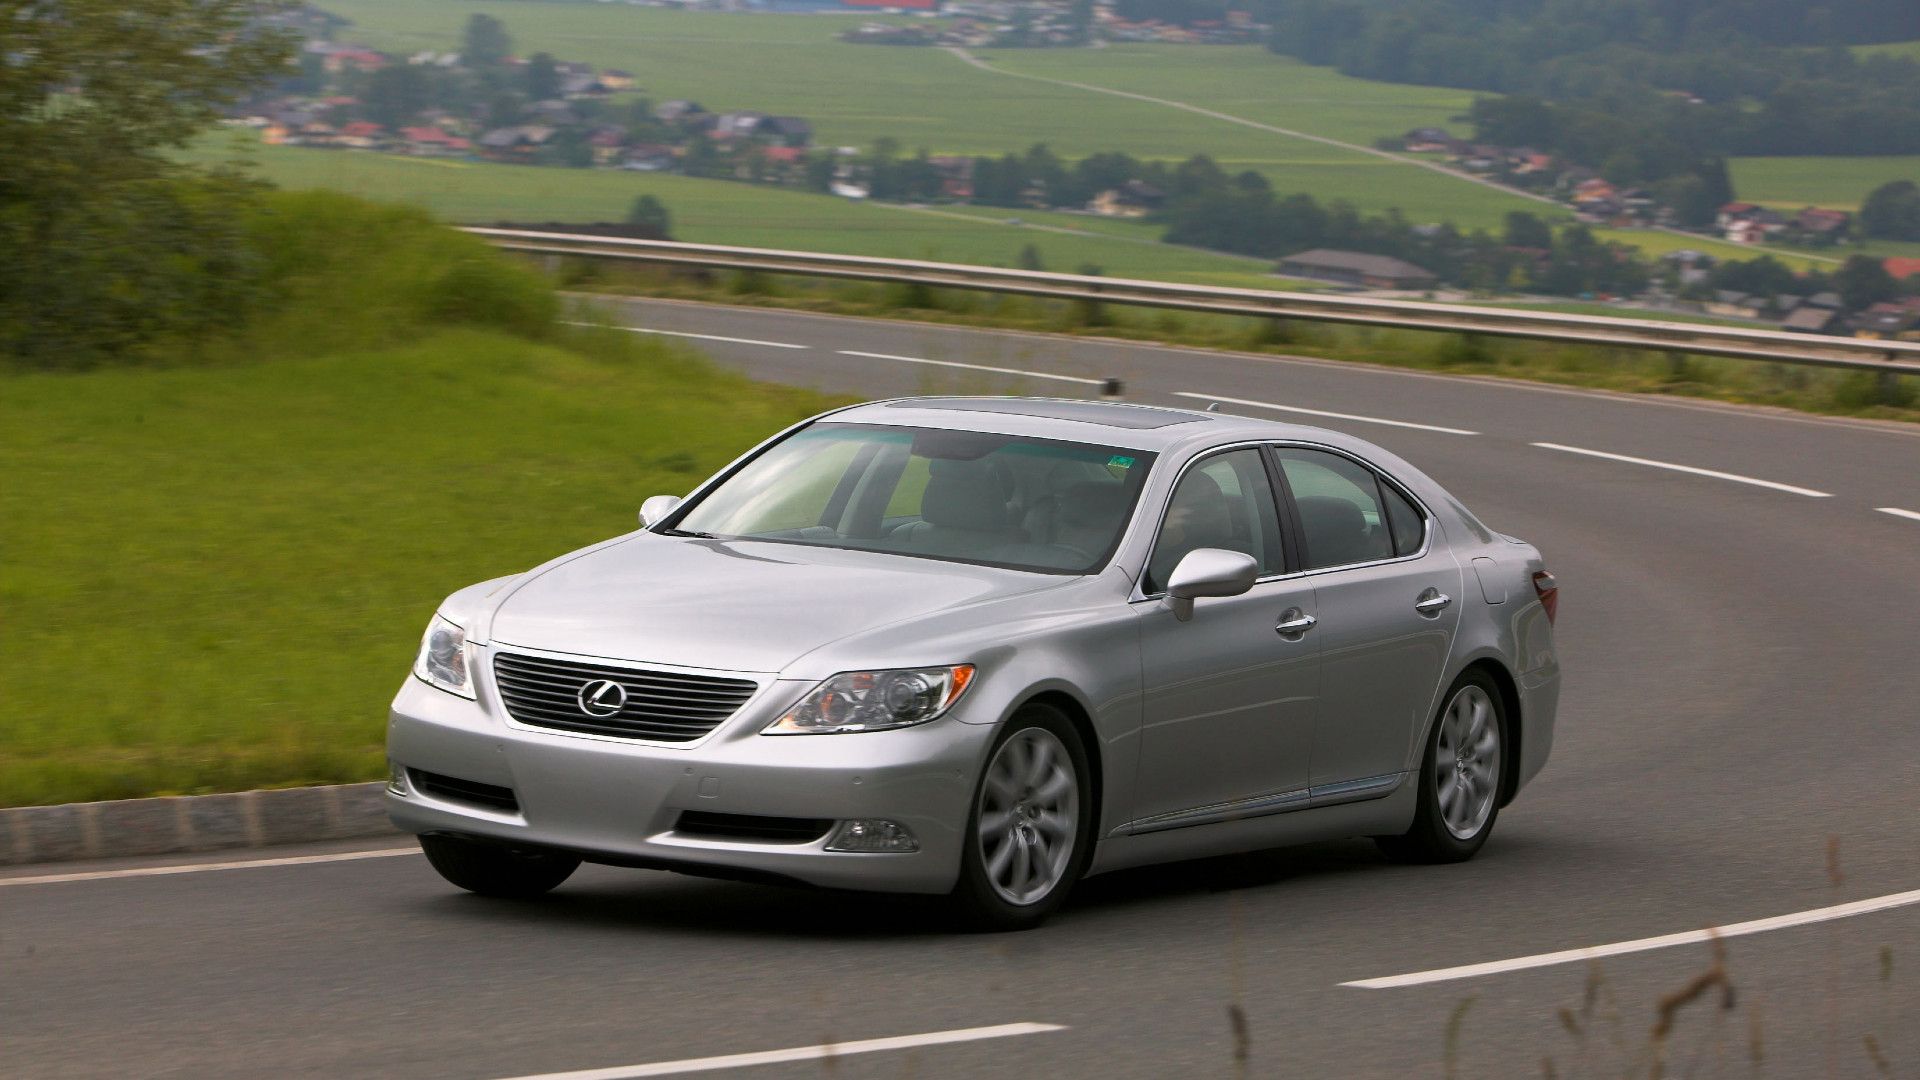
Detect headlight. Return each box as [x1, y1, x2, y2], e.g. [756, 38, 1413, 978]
[413, 614, 474, 699]
[764, 665, 976, 734]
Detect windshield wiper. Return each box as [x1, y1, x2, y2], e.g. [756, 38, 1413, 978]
[659, 528, 721, 539]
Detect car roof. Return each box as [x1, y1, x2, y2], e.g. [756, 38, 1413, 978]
[826, 396, 1335, 452]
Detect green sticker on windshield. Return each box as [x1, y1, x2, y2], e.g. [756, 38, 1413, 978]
[1108, 455, 1136, 469]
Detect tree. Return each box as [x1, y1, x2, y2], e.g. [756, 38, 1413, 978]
[625, 195, 672, 238]
[1017, 244, 1045, 271]
[363, 65, 430, 130]
[462, 14, 512, 69]
[1502, 211, 1554, 250]
[1861, 180, 1920, 241]
[523, 52, 560, 102]
[1, 0, 294, 365]
[1836, 254, 1898, 311]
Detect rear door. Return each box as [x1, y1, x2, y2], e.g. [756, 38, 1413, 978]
[1270, 446, 1463, 795]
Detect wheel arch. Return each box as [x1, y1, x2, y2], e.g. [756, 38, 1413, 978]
[1012, 689, 1107, 840]
[1453, 656, 1523, 808]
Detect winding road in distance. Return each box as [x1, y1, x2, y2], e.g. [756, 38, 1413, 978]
[5, 298, 1918, 1079]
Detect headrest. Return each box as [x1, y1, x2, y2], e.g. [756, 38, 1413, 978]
[1295, 495, 1369, 564]
[921, 458, 1010, 530]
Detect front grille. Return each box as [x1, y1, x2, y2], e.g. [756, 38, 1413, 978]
[492, 652, 758, 742]
[675, 811, 833, 844]
[409, 769, 520, 813]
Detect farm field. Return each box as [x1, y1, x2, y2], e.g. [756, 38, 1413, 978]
[1730, 155, 1920, 209]
[223, 143, 1292, 287]
[315, 0, 1548, 229]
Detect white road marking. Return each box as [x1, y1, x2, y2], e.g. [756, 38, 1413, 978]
[1877, 507, 1920, 522]
[1344, 887, 1920, 989]
[1531, 442, 1832, 497]
[490, 1022, 1067, 1080]
[0, 846, 419, 887]
[1172, 392, 1480, 435]
[838, 349, 1106, 385]
[564, 322, 810, 350]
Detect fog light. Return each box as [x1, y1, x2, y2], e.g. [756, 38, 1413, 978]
[825, 819, 918, 853]
[386, 761, 410, 797]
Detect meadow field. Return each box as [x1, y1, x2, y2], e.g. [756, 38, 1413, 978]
[1731, 155, 1920, 209]
[221, 141, 1297, 287]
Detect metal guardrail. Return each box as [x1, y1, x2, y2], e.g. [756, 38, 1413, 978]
[465, 227, 1920, 377]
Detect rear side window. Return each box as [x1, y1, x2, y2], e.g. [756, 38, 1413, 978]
[1273, 448, 1396, 570]
[1382, 481, 1426, 557]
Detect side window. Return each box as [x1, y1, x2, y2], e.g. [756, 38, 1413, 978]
[1274, 448, 1395, 570]
[1145, 449, 1284, 593]
[1381, 480, 1426, 557]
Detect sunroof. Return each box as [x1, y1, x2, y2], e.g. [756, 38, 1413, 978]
[887, 397, 1208, 430]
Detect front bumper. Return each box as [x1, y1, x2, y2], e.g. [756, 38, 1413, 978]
[386, 643, 987, 894]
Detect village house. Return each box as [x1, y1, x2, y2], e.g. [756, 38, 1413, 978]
[1847, 301, 1920, 340]
[398, 126, 471, 157]
[1277, 250, 1438, 290]
[1088, 180, 1166, 218]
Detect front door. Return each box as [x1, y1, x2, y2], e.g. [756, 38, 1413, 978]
[1272, 446, 1462, 792]
[1131, 448, 1319, 831]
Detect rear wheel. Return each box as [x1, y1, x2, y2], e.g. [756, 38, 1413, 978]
[1377, 670, 1506, 864]
[950, 705, 1093, 931]
[419, 834, 580, 898]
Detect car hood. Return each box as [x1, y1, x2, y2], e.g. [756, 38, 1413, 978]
[484, 532, 1066, 674]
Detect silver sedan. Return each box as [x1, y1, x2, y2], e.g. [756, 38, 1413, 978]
[387, 396, 1560, 929]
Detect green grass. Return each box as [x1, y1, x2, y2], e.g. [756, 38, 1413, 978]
[1730, 156, 1920, 210]
[1590, 226, 1837, 270]
[217, 141, 1295, 287]
[0, 329, 839, 806]
[1854, 39, 1920, 60]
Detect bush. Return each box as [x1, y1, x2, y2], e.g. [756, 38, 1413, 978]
[2, 188, 561, 370]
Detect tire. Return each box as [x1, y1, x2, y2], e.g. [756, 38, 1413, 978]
[1376, 669, 1507, 864]
[419, 834, 581, 898]
[949, 703, 1095, 931]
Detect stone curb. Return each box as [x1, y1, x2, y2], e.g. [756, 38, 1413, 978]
[1, 783, 400, 866]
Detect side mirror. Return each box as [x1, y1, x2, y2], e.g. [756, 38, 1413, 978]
[1165, 548, 1258, 622]
[639, 494, 682, 529]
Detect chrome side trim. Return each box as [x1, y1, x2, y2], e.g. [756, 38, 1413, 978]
[1118, 787, 1311, 836]
[1113, 771, 1407, 836]
[1307, 772, 1407, 808]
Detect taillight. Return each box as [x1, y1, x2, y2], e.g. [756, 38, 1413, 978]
[1532, 570, 1559, 625]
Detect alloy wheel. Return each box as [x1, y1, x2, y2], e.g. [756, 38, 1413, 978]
[1434, 684, 1501, 840]
[976, 727, 1080, 906]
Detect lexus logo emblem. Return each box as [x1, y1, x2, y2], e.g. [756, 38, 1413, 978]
[576, 679, 628, 717]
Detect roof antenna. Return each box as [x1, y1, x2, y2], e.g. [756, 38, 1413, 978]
[1205, 401, 1222, 412]
[1099, 377, 1125, 401]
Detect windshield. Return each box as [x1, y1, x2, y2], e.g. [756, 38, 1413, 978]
[671, 423, 1155, 574]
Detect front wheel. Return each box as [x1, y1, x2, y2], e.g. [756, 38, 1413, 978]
[949, 705, 1094, 931]
[1376, 671, 1506, 864]
[419, 834, 580, 898]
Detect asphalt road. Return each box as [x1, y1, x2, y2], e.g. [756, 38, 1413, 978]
[7, 299, 1920, 1079]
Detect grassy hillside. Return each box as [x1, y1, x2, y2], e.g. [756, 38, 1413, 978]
[1731, 155, 1920, 209]
[218, 141, 1296, 287]
[0, 190, 844, 807]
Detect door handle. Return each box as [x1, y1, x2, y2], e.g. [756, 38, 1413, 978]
[1414, 589, 1452, 616]
[1275, 609, 1317, 638]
